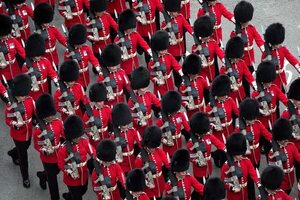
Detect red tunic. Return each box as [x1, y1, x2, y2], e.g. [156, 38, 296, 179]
[221, 157, 260, 200]
[33, 118, 64, 163]
[114, 31, 150, 75]
[257, 189, 294, 200]
[64, 44, 100, 88]
[53, 82, 87, 121]
[129, 192, 150, 200]
[179, 0, 190, 19]
[230, 24, 264, 67]
[219, 59, 255, 102]
[187, 133, 225, 178]
[58, 0, 89, 28]
[82, 105, 111, 149]
[178, 75, 209, 118]
[0, 80, 6, 95]
[197, 2, 234, 43]
[205, 97, 239, 141]
[128, 90, 161, 137]
[156, 111, 190, 156]
[34, 0, 55, 6]
[0, 37, 25, 80]
[148, 52, 182, 97]
[57, 138, 95, 186]
[0, 1, 4, 14]
[21, 57, 58, 100]
[268, 141, 300, 191]
[132, 0, 163, 37]
[161, 14, 193, 57]
[191, 39, 225, 81]
[135, 147, 170, 198]
[107, 0, 127, 14]
[86, 12, 118, 53]
[5, 96, 35, 141]
[91, 161, 126, 200]
[281, 107, 300, 150]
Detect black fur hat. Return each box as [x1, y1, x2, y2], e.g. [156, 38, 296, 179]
[226, 132, 247, 156]
[272, 118, 293, 141]
[36, 93, 56, 119]
[97, 139, 116, 162]
[287, 78, 300, 100]
[118, 9, 136, 32]
[151, 30, 169, 51]
[59, 60, 80, 82]
[25, 33, 46, 57]
[0, 14, 12, 37]
[164, 0, 181, 12]
[194, 16, 214, 38]
[239, 98, 260, 120]
[126, 169, 146, 192]
[64, 115, 84, 141]
[90, 0, 107, 13]
[203, 177, 226, 200]
[142, 126, 162, 148]
[11, 74, 32, 97]
[182, 54, 202, 75]
[111, 103, 132, 127]
[11, 0, 26, 4]
[131, 66, 150, 90]
[68, 24, 87, 47]
[264, 23, 285, 45]
[101, 44, 122, 67]
[261, 165, 284, 190]
[256, 61, 276, 83]
[34, 3, 54, 25]
[225, 36, 244, 59]
[89, 83, 107, 102]
[234, 1, 254, 23]
[171, 149, 190, 172]
[211, 75, 231, 97]
[190, 112, 210, 136]
[162, 91, 182, 114]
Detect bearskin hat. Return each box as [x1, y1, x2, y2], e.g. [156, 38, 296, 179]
[162, 91, 182, 114]
[89, 83, 107, 102]
[25, 33, 45, 58]
[239, 98, 260, 120]
[264, 23, 285, 45]
[101, 44, 122, 67]
[34, 3, 54, 25]
[90, 0, 107, 13]
[118, 9, 136, 32]
[97, 139, 116, 162]
[151, 30, 169, 51]
[182, 54, 202, 75]
[68, 24, 87, 47]
[0, 14, 12, 37]
[131, 66, 150, 90]
[11, 0, 26, 4]
[256, 61, 276, 83]
[225, 36, 244, 59]
[287, 78, 300, 100]
[142, 126, 162, 148]
[64, 115, 84, 141]
[194, 16, 214, 38]
[36, 93, 56, 119]
[111, 103, 132, 127]
[272, 118, 293, 141]
[11, 74, 32, 97]
[211, 75, 231, 97]
[234, 1, 254, 23]
[162, 197, 177, 200]
[171, 149, 190, 172]
[226, 132, 247, 156]
[203, 177, 226, 200]
[59, 60, 80, 82]
[190, 112, 210, 136]
[261, 165, 284, 190]
[126, 169, 146, 192]
[164, 0, 181, 12]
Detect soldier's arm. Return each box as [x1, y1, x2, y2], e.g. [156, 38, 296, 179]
[108, 14, 118, 33]
[275, 85, 288, 106]
[292, 143, 300, 164]
[116, 164, 126, 188]
[219, 3, 234, 23]
[251, 26, 265, 52]
[214, 41, 225, 63]
[137, 33, 151, 54]
[25, 4, 34, 18]
[190, 175, 204, 195]
[170, 54, 183, 76]
[181, 15, 193, 35]
[259, 121, 272, 142]
[283, 46, 300, 68]
[210, 134, 226, 150]
[54, 27, 68, 47]
[45, 59, 59, 80]
[14, 39, 26, 59]
[230, 98, 240, 117]
[158, 148, 170, 169]
[33, 127, 42, 152]
[246, 159, 260, 185]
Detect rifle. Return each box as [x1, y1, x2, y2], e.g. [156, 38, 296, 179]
[287, 100, 300, 138]
[255, 82, 272, 116]
[58, 0, 76, 20]
[196, 0, 216, 25]
[167, 171, 185, 199]
[269, 139, 287, 169]
[67, 40, 82, 63]
[235, 22, 248, 45]
[0, 43, 9, 67]
[113, 126, 127, 163]
[84, 102, 102, 141]
[93, 159, 112, 200]
[102, 67, 117, 100]
[209, 92, 225, 131]
[64, 140, 81, 179]
[162, 10, 179, 45]
[161, 111, 176, 147]
[224, 153, 243, 192]
[192, 34, 210, 66]
[264, 42, 279, 66]
[190, 133, 207, 167]
[87, 10, 102, 41]
[150, 49, 167, 85]
[182, 75, 198, 110]
[116, 30, 131, 61]
[129, 89, 148, 126]
[224, 57, 240, 91]
[140, 148, 156, 189]
[25, 57, 41, 92]
[239, 117, 253, 155]
[37, 117, 55, 155]
[5, 1, 22, 38]
[34, 22, 48, 41]
[133, 0, 150, 25]
[57, 80, 76, 115]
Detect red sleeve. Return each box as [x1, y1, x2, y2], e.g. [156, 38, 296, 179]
[214, 42, 225, 61]
[54, 27, 67, 47]
[134, 130, 142, 148]
[258, 121, 272, 142]
[190, 175, 204, 195]
[0, 81, 6, 95]
[187, 140, 198, 165]
[157, 148, 170, 169]
[181, 112, 191, 132]
[292, 143, 300, 164]
[251, 26, 264, 49]
[281, 110, 290, 119]
[156, 0, 163, 12]
[219, 3, 234, 22]
[219, 66, 226, 75]
[83, 0, 90, 9]
[275, 85, 288, 106]
[197, 8, 204, 17]
[5, 105, 14, 128]
[230, 98, 239, 117]
[150, 92, 160, 108]
[25, 5, 34, 18]
[108, 14, 118, 32]
[54, 90, 63, 113]
[156, 118, 163, 127]
[209, 134, 226, 150]
[283, 47, 299, 66]
[96, 74, 104, 82]
[14, 39, 25, 58]
[116, 164, 126, 188]
[33, 127, 41, 152]
[181, 15, 193, 35]
[87, 46, 100, 67]
[85, 139, 96, 157]
[170, 54, 182, 73]
[135, 155, 143, 168]
[241, 61, 255, 83]
[121, 71, 131, 92]
[165, 181, 172, 195]
[137, 32, 150, 53]
[57, 147, 66, 171]
[230, 31, 236, 38]
[246, 158, 259, 184]
[45, 59, 58, 80]
[220, 163, 230, 190]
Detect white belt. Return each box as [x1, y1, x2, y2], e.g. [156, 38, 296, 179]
[163, 72, 172, 80]
[45, 46, 56, 53]
[283, 167, 294, 174]
[249, 143, 259, 150]
[133, 113, 152, 120]
[181, 0, 190, 5]
[121, 52, 137, 61]
[259, 106, 276, 116]
[190, 154, 211, 161]
[0, 58, 16, 69]
[170, 37, 183, 45]
[214, 24, 222, 30]
[172, 133, 181, 139]
[152, 171, 162, 178]
[79, 66, 88, 73]
[276, 68, 284, 74]
[202, 59, 214, 68]
[94, 183, 117, 192]
[97, 34, 110, 41]
[37, 78, 47, 84]
[19, 24, 29, 31]
[221, 119, 232, 127]
[76, 160, 87, 168]
[72, 9, 83, 16]
[244, 45, 253, 51]
[143, 17, 156, 25]
[113, 90, 123, 96]
[123, 150, 134, 156]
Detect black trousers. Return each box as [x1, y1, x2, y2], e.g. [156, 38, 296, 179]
[174, 56, 183, 88]
[243, 65, 255, 97]
[67, 182, 88, 200]
[247, 162, 260, 200]
[191, 176, 206, 200]
[137, 36, 151, 64]
[13, 139, 31, 181]
[43, 162, 60, 200]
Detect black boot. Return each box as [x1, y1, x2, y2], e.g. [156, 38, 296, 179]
[23, 179, 30, 188]
[62, 192, 72, 200]
[7, 148, 20, 165]
[36, 171, 47, 190]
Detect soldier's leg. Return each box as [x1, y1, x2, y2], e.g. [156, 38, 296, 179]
[191, 176, 204, 200]
[36, 170, 47, 190]
[68, 185, 84, 200]
[7, 147, 19, 165]
[44, 162, 60, 200]
[173, 56, 183, 88]
[14, 139, 31, 187]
